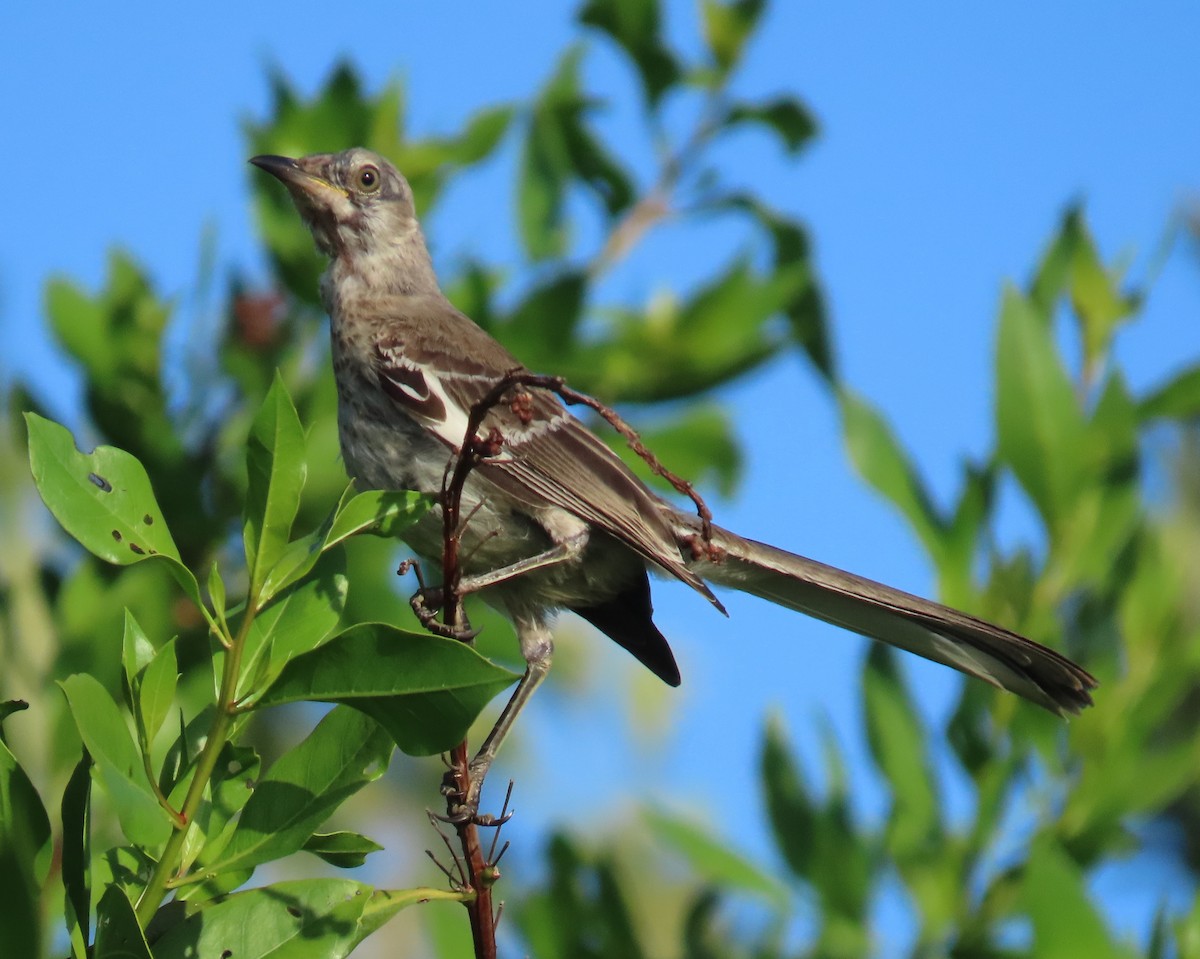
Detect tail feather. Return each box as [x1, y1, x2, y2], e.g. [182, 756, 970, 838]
[674, 518, 1096, 716]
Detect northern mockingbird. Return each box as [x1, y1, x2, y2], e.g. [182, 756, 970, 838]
[251, 148, 1096, 809]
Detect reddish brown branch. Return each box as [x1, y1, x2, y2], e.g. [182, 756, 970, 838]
[429, 368, 714, 958]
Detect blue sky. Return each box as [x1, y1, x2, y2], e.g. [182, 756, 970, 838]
[4, 1, 1199, 951]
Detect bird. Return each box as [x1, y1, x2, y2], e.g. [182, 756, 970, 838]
[251, 147, 1096, 811]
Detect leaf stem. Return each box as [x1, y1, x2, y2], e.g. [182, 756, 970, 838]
[134, 603, 256, 926]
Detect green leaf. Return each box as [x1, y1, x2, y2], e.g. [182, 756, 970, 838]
[1022, 837, 1133, 959]
[518, 47, 636, 259]
[138, 638, 178, 744]
[264, 487, 427, 601]
[94, 885, 152, 959]
[723, 96, 817, 154]
[759, 714, 816, 880]
[456, 104, 516, 163]
[0, 735, 52, 959]
[243, 372, 307, 598]
[575, 256, 801, 402]
[715, 193, 833, 379]
[256, 623, 518, 756]
[303, 830, 384, 869]
[59, 675, 170, 848]
[994, 286, 1087, 531]
[840, 388, 945, 566]
[154, 879, 465, 959]
[498, 270, 588, 369]
[120, 609, 155, 692]
[645, 808, 784, 903]
[1138, 364, 1200, 422]
[579, 0, 681, 104]
[207, 560, 227, 623]
[202, 708, 392, 874]
[240, 547, 349, 698]
[61, 751, 93, 953]
[199, 745, 262, 857]
[24, 412, 200, 604]
[701, 0, 765, 77]
[862, 646, 940, 861]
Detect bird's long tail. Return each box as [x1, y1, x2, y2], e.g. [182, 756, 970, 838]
[672, 517, 1096, 715]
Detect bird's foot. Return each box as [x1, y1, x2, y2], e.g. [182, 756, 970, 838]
[409, 588, 480, 641]
[437, 761, 512, 827]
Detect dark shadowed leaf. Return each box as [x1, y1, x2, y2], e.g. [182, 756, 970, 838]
[255, 623, 518, 756]
[61, 751, 93, 953]
[94, 885, 151, 959]
[580, 0, 682, 104]
[499, 270, 589, 368]
[0, 735, 52, 959]
[303, 830, 384, 869]
[724, 96, 817, 154]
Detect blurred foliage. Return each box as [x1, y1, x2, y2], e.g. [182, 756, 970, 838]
[2, 0, 1200, 956]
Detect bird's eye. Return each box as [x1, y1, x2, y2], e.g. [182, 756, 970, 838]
[356, 165, 381, 193]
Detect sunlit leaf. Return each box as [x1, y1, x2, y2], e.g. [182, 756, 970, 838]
[701, 0, 766, 77]
[994, 287, 1087, 531]
[646, 808, 784, 903]
[243, 372, 307, 598]
[840, 388, 945, 565]
[59, 675, 170, 848]
[862, 646, 940, 861]
[155, 879, 464, 959]
[25, 413, 200, 604]
[1022, 837, 1133, 959]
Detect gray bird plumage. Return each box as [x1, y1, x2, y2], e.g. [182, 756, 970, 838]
[251, 147, 1096, 807]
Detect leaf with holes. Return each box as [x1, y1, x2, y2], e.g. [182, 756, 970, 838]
[25, 413, 200, 604]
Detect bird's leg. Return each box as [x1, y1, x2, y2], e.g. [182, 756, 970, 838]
[411, 533, 586, 642]
[456, 531, 588, 594]
[444, 618, 554, 821]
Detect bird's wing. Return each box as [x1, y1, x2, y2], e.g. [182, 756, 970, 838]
[370, 297, 721, 608]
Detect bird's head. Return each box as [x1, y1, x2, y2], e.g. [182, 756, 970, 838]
[250, 148, 418, 259]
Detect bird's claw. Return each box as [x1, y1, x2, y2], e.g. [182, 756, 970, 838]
[436, 763, 511, 827]
[410, 588, 480, 640]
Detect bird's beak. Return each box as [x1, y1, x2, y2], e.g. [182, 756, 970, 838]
[249, 154, 347, 201]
